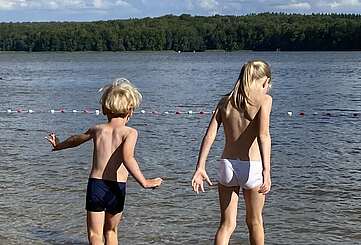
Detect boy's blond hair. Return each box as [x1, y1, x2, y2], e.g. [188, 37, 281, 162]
[100, 78, 142, 116]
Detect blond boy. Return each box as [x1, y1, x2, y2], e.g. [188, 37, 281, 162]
[47, 78, 162, 245]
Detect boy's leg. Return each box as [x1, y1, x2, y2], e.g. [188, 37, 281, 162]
[87, 211, 105, 245]
[104, 212, 123, 245]
[214, 184, 240, 245]
[243, 188, 265, 245]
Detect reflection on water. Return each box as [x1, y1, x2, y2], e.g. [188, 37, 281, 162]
[0, 51, 360, 244]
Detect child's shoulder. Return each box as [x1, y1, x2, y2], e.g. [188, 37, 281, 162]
[92, 123, 106, 130]
[217, 95, 229, 108]
[120, 126, 138, 141]
[88, 123, 111, 134]
[123, 126, 137, 135]
[258, 95, 273, 116]
[112, 124, 137, 135]
[261, 94, 272, 107]
[92, 123, 137, 138]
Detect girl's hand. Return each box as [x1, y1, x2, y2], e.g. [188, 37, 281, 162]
[259, 176, 271, 195]
[191, 168, 212, 194]
[46, 133, 59, 150]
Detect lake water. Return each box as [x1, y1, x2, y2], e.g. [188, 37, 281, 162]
[0, 51, 360, 244]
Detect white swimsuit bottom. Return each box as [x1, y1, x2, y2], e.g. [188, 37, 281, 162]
[218, 159, 263, 189]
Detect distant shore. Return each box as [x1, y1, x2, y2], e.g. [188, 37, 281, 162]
[1, 13, 360, 52]
[1, 49, 360, 53]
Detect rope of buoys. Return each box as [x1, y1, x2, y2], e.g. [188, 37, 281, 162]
[0, 109, 213, 115]
[286, 111, 359, 117]
[0, 109, 359, 117]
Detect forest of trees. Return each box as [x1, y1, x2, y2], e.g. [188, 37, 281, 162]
[0, 13, 360, 52]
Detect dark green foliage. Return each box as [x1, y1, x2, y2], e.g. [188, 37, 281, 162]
[1, 13, 360, 51]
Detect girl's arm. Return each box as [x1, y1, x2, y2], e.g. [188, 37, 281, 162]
[191, 104, 222, 193]
[122, 128, 162, 188]
[258, 95, 272, 194]
[196, 106, 222, 169]
[47, 128, 93, 151]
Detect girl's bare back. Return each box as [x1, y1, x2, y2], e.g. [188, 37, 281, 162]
[219, 95, 269, 161]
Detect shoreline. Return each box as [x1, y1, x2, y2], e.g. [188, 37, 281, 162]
[1, 49, 361, 53]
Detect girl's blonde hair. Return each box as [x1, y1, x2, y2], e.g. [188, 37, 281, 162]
[100, 78, 142, 116]
[227, 59, 271, 111]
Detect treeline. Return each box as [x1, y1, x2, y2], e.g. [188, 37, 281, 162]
[0, 13, 361, 51]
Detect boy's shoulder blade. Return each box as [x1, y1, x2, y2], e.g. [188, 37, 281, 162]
[115, 125, 136, 133]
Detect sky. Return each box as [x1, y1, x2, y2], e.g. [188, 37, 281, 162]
[0, 0, 361, 22]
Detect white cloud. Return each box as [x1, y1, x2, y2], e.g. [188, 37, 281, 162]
[115, 0, 130, 7]
[186, 0, 194, 10]
[0, 0, 20, 10]
[0, 0, 135, 11]
[310, 0, 361, 11]
[1, 0, 359, 12]
[198, 0, 218, 10]
[93, 0, 104, 8]
[1, 0, 361, 21]
[47, 1, 58, 9]
[277, 2, 312, 10]
[329, 0, 361, 8]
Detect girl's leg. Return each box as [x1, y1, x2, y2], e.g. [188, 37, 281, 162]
[243, 188, 265, 245]
[214, 184, 240, 245]
[103, 212, 122, 245]
[87, 211, 105, 245]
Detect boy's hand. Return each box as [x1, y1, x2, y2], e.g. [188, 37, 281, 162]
[259, 176, 271, 195]
[191, 168, 212, 194]
[146, 178, 163, 188]
[46, 133, 60, 150]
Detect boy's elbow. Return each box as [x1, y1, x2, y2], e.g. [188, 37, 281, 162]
[123, 156, 133, 168]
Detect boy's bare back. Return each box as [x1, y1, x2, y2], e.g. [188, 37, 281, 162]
[89, 121, 135, 182]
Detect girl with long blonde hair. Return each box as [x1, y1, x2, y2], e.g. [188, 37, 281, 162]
[192, 60, 272, 245]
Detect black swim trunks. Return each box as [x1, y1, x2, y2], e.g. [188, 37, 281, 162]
[86, 178, 126, 214]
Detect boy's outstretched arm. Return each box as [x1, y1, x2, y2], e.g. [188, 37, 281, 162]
[191, 105, 222, 193]
[47, 128, 93, 151]
[122, 128, 162, 188]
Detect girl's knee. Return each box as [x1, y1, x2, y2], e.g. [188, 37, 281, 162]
[220, 219, 237, 233]
[245, 215, 263, 228]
